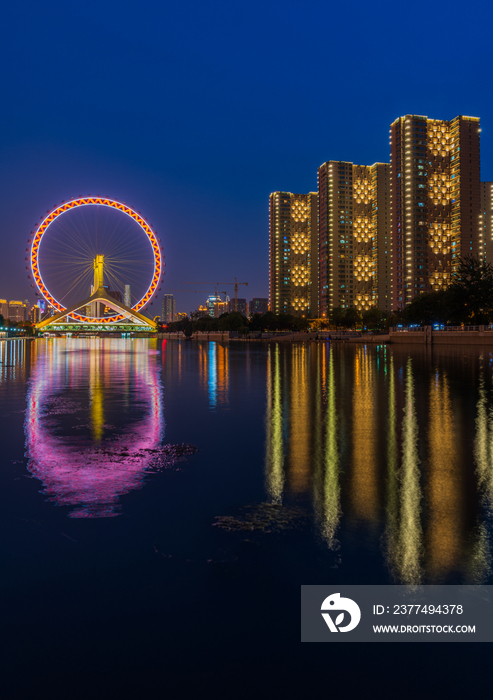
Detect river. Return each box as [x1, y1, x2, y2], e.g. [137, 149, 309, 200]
[1, 337, 492, 695]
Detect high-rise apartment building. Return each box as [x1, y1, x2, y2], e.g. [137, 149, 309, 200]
[318, 161, 391, 317]
[390, 114, 481, 311]
[371, 164, 392, 312]
[480, 182, 493, 264]
[162, 294, 176, 323]
[269, 191, 318, 317]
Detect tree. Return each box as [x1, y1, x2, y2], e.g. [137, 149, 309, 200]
[449, 256, 493, 324]
[361, 307, 384, 330]
[330, 307, 346, 329]
[403, 291, 449, 326]
[341, 307, 362, 329]
[217, 312, 248, 331]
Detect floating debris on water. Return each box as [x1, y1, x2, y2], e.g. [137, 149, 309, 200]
[213, 502, 307, 533]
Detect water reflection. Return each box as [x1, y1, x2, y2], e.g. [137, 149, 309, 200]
[396, 359, 423, 584]
[13, 337, 493, 581]
[288, 345, 310, 493]
[265, 346, 284, 503]
[350, 348, 378, 524]
[315, 345, 341, 548]
[475, 362, 493, 506]
[197, 341, 229, 410]
[25, 338, 164, 518]
[0, 338, 30, 383]
[263, 342, 493, 583]
[426, 369, 462, 579]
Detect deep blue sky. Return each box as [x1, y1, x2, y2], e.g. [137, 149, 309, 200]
[1, 0, 492, 314]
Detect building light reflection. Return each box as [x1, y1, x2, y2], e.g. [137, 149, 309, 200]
[265, 345, 284, 503]
[315, 345, 341, 547]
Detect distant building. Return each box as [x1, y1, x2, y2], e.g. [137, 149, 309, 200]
[0, 299, 8, 321]
[191, 306, 208, 320]
[42, 305, 57, 319]
[214, 301, 229, 317]
[249, 298, 268, 315]
[162, 294, 176, 323]
[124, 284, 131, 308]
[175, 312, 188, 321]
[206, 294, 221, 317]
[102, 287, 122, 314]
[29, 305, 41, 324]
[105, 287, 122, 303]
[228, 298, 247, 316]
[8, 300, 27, 323]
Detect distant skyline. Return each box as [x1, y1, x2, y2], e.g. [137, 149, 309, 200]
[1, 0, 493, 314]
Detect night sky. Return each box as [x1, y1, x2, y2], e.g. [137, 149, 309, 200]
[1, 0, 492, 315]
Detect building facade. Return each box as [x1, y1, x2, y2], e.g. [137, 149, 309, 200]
[371, 164, 392, 312]
[249, 298, 268, 315]
[214, 300, 229, 317]
[29, 305, 41, 324]
[390, 114, 481, 311]
[8, 300, 28, 323]
[162, 294, 176, 323]
[269, 191, 318, 317]
[228, 298, 247, 316]
[0, 299, 8, 321]
[124, 285, 131, 308]
[480, 182, 493, 264]
[318, 161, 391, 317]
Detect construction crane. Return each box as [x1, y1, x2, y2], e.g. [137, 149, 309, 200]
[182, 278, 248, 312]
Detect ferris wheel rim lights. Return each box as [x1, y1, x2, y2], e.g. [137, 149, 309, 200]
[30, 197, 162, 324]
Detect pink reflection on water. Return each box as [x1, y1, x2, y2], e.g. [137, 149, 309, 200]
[25, 339, 164, 518]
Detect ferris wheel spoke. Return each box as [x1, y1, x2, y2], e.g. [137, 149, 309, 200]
[104, 229, 150, 260]
[56, 265, 97, 304]
[100, 211, 131, 252]
[51, 216, 97, 259]
[41, 230, 93, 260]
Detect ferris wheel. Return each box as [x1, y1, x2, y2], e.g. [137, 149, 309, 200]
[27, 197, 164, 324]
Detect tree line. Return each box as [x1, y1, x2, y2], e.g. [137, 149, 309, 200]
[163, 311, 311, 335]
[164, 257, 493, 334]
[323, 257, 493, 329]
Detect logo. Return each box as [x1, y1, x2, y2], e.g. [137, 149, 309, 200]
[321, 593, 361, 632]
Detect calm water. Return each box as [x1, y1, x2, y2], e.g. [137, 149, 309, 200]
[2, 337, 493, 695]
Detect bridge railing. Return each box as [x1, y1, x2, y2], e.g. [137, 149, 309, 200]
[391, 325, 493, 333]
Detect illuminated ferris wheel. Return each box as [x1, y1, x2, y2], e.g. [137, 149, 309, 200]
[27, 197, 164, 328]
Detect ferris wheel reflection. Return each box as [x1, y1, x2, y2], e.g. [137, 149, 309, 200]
[25, 338, 164, 518]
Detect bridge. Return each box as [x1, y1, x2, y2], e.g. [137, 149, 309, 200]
[36, 255, 158, 335]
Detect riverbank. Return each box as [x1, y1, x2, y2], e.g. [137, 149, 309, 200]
[159, 325, 493, 346]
